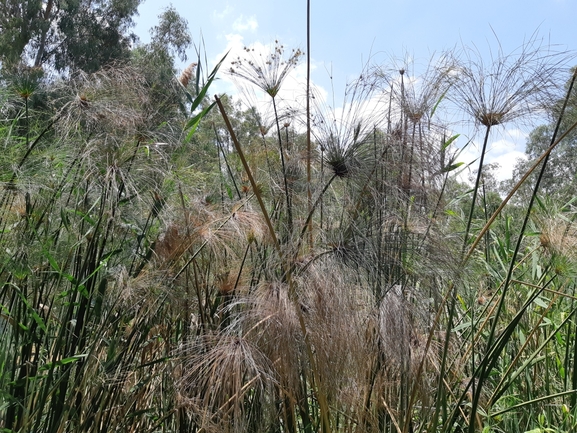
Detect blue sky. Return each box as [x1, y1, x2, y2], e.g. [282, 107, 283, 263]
[133, 0, 577, 181]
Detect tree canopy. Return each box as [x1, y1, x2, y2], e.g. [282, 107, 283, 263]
[0, 0, 142, 72]
[511, 67, 577, 198]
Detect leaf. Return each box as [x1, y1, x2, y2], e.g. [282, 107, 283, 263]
[430, 88, 449, 119]
[225, 183, 233, 200]
[183, 53, 229, 141]
[535, 194, 546, 212]
[60, 207, 70, 231]
[44, 248, 78, 285]
[28, 306, 47, 333]
[43, 247, 61, 274]
[77, 248, 122, 290]
[453, 320, 473, 332]
[38, 354, 88, 372]
[179, 86, 194, 105]
[8, 284, 48, 333]
[70, 209, 96, 226]
[185, 101, 216, 141]
[189, 52, 228, 114]
[518, 329, 526, 346]
[534, 296, 550, 309]
[441, 162, 464, 173]
[442, 133, 460, 150]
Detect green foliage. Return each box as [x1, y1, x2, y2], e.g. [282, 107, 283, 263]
[512, 67, 577, 199]
[0, 1, 44, 66]
[0, 43, 226, 432]
[0, 0, 142, 72]
[149, 6, 192, 62]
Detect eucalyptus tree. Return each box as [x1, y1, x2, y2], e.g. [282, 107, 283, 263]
[0, 0, 142, 72]
[510, 67, 577, 199]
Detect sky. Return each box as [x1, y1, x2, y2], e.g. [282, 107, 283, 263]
[133, 0, 577, 182]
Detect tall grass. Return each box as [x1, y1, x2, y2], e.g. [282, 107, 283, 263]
[1, 32, 576, 433]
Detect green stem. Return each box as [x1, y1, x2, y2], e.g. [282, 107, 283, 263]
[462, 124, 492, 256]
[467, 71, 577, 433]
[272, 96, 293, 235]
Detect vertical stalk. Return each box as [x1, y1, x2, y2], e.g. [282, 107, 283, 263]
[480, 177, 491, 262]
[260, 130, 274, 175]
[272, 96, 293, 234]
[462, 124, 492, 255]
[306, 0, 312, 247]
[25, 96, 30, 149]
[213, 122, 242, 200]
[216, 95, 332, 433]
[467, 68, 577, 433]
[320, 145, 324, 230]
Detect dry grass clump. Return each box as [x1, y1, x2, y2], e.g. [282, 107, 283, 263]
[154, 199, 268, 268]
[57, 65, 151, 136]
[372, 284, 443, 402]
[236, 281, 303, 393]
[539, 215, 577, 260]
[295, 258, 373, 400]
[177, 333, 278, 433]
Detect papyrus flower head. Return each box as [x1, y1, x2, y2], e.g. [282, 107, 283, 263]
[311, 71, 386, 178]
[376, 53, 456, 127]
[451, 36, 571, 128]
[228, 40, 303, 98]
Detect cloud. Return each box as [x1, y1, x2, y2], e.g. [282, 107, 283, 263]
[455, 127, 530, 183]
[489, 138, 523, 156]
[232, 15, 258, 32]
[505, 128, 528, 141]
[486, 129, 529, 180]
[213, 5, 233, 20]
[488, 129, 527, 155]
[487, 151, 528, 181]
[223, 32, 244, 49]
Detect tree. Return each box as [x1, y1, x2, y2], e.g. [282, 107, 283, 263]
[511, 67, 577, 198]
[0, 0, 142, 73]
[147, 6, 191, 63]
[124, 6, 198, 143]
[0, 1, 43, 67]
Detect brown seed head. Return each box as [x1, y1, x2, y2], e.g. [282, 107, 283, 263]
[476, 111, 505, 127]
[179, 62, 197, 88]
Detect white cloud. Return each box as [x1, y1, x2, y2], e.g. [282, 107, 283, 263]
[455, 127, 529, 183]
[489, 138, 522, 156]
[505, 128, 528, 141]
[486, 128, 528, 181]
[488, 129, 527, 155]
[232, 15, 258, 32]
[213, 5, 233, 20]
[488, 151, 528, 181]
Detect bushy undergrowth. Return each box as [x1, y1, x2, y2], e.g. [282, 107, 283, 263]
[1, 35, 577, 433]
